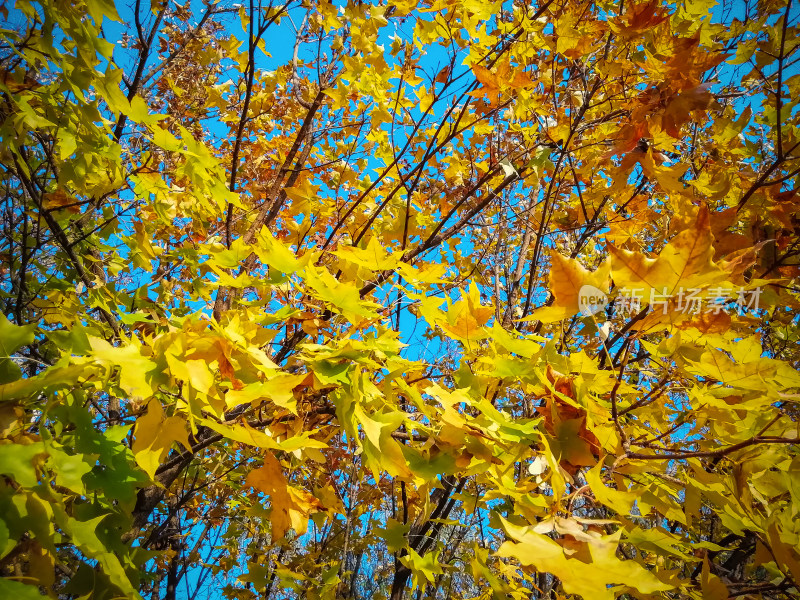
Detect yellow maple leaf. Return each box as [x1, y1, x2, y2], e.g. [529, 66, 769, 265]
[246, 453, 321, 539]
[283, 177, 319, 216]
[90, 337, 157, 400]
[333, 236, 398, 271]
[608, 205, 727, 300]
[303, 265, 381, 322]
[496, 517, 673, 600]
[254, 227, 313, 274]
[441, 283, 494, 340]
[533, 253, 610, 323]
[416, 283, 493, 341]
[224, 372, 305, 413]
[585, 462, 637, 514]
[132, 400, 191, 480]
[353, 404, 413, 480]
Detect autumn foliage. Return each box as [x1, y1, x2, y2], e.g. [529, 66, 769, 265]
[2, 0, 800, 598]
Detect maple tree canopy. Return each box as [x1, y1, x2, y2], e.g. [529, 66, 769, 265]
[1, 0, 800, 598]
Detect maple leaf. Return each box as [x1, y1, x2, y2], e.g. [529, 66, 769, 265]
[224, 372, 305, 413]
[585, 463, 637, 514]
[246, 452, 322, 539]
[610, 0, 668, 36]
[417, 283, 494, 341]
[662, 83, 714, 138]
[608, 205, 727, 299]
[0, 314, 36, 384]
[90, 337, 160, 400]
[303, 265, 381, 322]
[538, 367, 600, 473]
[132, 400, 191, 480]
[333, 236, 398, 271]
[467, 60, 533, 106]
[283, 177, 320, 216]
[496, 517, 673, 600]
[398, 547, 444, 588]
[532, 253, 610, 323]
[468, 65, 502, 106]
[42, 188, 81, 213]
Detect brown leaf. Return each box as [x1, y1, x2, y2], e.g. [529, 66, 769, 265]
[43, 189, 80, 213]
